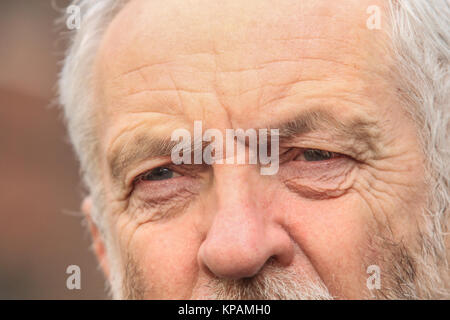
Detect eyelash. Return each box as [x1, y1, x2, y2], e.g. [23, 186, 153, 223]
[280, 148, 345, 163]
[133, 164, 181, 185]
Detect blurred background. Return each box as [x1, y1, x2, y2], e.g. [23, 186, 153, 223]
[0, 0, 106, 299]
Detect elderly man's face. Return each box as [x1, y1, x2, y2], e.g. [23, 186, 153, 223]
[86, 0, 428, 299]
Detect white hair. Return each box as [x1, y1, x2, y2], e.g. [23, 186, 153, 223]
[58, 0, 129, 297]
[385, 0, 450, 298]
[58, 0, 449, 298]
[59, 0, 127, 230]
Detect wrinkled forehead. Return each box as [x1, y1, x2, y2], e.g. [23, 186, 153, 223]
[93, 0, 391, 126]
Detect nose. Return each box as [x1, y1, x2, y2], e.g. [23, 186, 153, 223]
[198, 166, 294, 279]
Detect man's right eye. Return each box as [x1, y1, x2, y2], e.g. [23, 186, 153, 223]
[140, 167, 181, 181]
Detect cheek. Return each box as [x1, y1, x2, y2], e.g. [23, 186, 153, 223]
[277, 189, 374, 297]
[116, 213, 201, 299]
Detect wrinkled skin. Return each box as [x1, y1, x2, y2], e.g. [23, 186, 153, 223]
[84, 0, 428, 299]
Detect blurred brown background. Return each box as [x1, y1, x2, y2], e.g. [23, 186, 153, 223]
[0, 0, 106, 299]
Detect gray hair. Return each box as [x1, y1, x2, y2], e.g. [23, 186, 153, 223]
[58, 0, 449, 297]
[59, 0, 126, 228]
[386, 0, 450, 297]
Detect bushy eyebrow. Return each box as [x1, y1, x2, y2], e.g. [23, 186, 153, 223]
[108, 134, 208, 182]
[275, 109, 380, 152]
[107, 108, 380, 184]
[108, 135, 178, 180]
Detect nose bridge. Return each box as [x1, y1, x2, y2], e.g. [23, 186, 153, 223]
[210, 165, 265, 248]
[214, 164, 255, 209]
[198, 165, 293, 279]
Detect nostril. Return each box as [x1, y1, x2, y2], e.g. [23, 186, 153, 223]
[197, 225, 295, 280]
[207, 261, 265, 280]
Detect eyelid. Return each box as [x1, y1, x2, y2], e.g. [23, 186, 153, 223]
[133, 166, 182, 185]
[278, 149, 356, 200]
[128, 162, 208, 190]
[281, 147, 350, 161]
[295, 149, 343, 161]
[280, 136, 361, 157]
[124, 157, 173, 190]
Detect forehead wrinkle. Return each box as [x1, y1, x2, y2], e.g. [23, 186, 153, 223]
[99, 0, 387, 90]
[97, 0, 391, 128]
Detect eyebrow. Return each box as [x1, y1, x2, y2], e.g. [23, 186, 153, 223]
[108, 134, 206, 181]
[107, 108, 380, 184]
[274, 109, 380, 152]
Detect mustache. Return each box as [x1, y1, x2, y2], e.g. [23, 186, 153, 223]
[202, 259, 333, 300]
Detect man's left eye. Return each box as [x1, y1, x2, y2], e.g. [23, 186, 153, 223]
[295, 149, 340, 161]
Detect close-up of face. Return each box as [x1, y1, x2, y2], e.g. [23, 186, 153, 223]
[56, 0, 449, 300]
